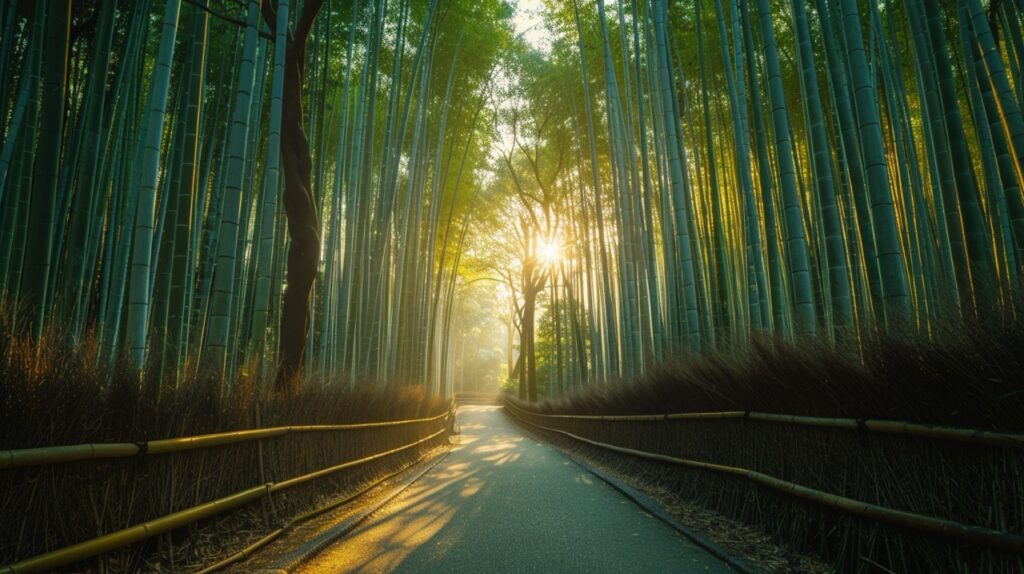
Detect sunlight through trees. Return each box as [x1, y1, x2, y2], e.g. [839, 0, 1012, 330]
[466, 0, 1024, 399]
[0, 0, 1023, 401]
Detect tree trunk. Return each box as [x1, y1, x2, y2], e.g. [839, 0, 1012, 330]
[265, 0, 325, 394]
[523, 285, 538, 402]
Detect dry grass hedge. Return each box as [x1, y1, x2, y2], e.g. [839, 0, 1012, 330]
[512, 310, 1024, 572]
[0, 305, 451, 572]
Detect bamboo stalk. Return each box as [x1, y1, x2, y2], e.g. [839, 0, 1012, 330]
[0, 444, 141, 469]
[0, 428, 447, 574]
[0, 411, 450, 469]
[859, 419, 1023, 449]
[500, 409, 746, 422]
[665, 412, 747, 421]
[505, 406, 1024, 553]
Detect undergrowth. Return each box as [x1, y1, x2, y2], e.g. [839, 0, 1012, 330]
[0, 302, 451, 572]
[532, 307, 1024, 431]
[511, 306, 1024, 572]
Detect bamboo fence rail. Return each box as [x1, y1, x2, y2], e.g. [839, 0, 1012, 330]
[504, 401, 1024, 553]
[0, 421, 449, 574]
[193, 447, 446, 574]
[0, 411, 451, 469]
[503, 401, 1024, 448]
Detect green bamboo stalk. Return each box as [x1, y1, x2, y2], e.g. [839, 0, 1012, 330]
[837, 0, 910, 322]
[792, 0, 852, 329]
[652, 0, 700, 352]
[756, 0, 816, 335]
[21, 1, 71, 338]
[205, 1, 262, 374]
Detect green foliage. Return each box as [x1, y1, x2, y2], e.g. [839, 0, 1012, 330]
[1, 0, 1024, 403]
[0, 0, 513, 394]
[472, 0, 1024, 402]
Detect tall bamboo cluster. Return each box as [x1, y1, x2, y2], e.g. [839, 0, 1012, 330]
[4, 0, 1024, 402]
[0, 1, 509, 396]
[491, 0, 1024, 397]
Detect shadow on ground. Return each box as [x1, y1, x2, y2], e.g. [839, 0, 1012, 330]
[298, 406, 731, 573]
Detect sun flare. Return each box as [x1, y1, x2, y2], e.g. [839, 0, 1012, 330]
[538, 236, 562, 266]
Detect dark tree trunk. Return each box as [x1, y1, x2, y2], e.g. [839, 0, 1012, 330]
[521, 249, 545, 402]
[263, 0, 324, 394]
[517, 352, 527, 400]
[523, 286, 538, 402]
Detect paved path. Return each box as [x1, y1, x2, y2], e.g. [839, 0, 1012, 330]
[297, 405, 733, 573]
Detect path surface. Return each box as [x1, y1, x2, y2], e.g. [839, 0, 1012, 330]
[297, 405, 733, 573]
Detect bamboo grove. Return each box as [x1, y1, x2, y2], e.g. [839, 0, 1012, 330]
[473, 0, 1024, 400]
[3, 0, 1024, 402]
[0, 0, 510, 395]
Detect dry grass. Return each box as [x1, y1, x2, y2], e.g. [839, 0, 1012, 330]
[0, 303, 450, 572]
[534, 313, 1024, 431]
[512, 308, 1024, 572]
